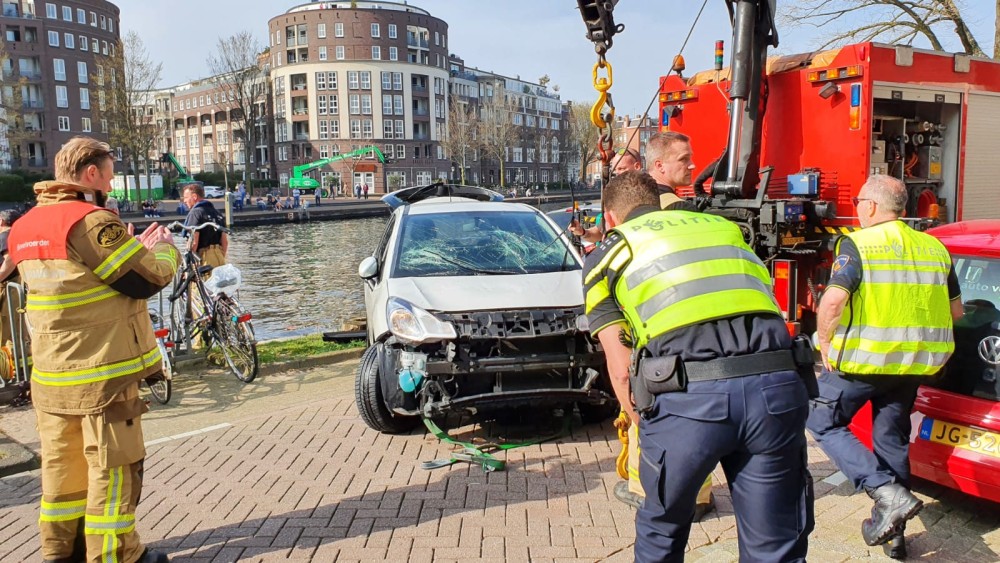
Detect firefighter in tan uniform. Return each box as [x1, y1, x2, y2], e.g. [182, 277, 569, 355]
[9, 137, 180, 563]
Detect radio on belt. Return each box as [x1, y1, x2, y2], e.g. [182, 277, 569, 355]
[787, 171, 820, 196]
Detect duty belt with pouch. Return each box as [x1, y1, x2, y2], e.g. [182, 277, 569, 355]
[632, 348, 802, 416]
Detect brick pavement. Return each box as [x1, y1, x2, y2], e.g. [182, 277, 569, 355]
[2, 362, 999, 562]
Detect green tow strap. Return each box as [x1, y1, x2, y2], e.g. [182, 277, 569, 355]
[421, 415, 573, 472]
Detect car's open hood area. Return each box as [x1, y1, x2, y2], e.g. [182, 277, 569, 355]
[388, 271, 583, 312]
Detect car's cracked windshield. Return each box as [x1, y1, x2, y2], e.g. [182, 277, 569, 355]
[394, 211, 579, 277]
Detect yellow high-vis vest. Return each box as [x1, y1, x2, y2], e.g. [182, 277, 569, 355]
[830, 220, 954, 375]
[607, 210, 780, 348]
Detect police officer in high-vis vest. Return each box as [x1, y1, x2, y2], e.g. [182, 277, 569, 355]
[807, 174, 964, 559]
[584, 171, 814, 562]
[10, 137, 180, 563]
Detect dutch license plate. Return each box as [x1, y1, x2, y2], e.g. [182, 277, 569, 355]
[919, 418, 1000, 458]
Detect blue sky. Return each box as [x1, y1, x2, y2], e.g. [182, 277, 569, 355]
[119, 0, 996, 116]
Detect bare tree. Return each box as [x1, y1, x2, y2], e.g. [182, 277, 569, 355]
[440, 94, 479, 184]
[207, 31, 268, 182]
[566, 101, 599, 184]
[0, 41, 32, 170]
[782, 0, 987, 57]
[477, 82, 519, 188]
[91, 31, 163, 201]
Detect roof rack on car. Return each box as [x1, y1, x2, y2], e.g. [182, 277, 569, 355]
[381, 182, 504, 210]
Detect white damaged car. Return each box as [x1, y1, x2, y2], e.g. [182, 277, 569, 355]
[355, 184, 614, 433]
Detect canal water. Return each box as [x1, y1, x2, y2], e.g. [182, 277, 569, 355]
[156, 202, 575, 341]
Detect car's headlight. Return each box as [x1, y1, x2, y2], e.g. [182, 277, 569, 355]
[387, 297, 457, 345]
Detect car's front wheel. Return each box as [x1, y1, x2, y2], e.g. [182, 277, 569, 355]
[355, 343, 421, 434]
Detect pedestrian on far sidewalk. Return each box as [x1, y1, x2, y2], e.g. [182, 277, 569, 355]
[807, 174, 964, 559]
[315, 187, 322, 207]
[362, 183, 369, 200]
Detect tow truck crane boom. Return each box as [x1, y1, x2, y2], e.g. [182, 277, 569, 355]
[713, 0, 778, 199]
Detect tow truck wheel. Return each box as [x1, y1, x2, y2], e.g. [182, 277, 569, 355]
[355, 343, 420, 434]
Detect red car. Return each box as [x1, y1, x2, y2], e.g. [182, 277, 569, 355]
[851, 220, 1000, 503]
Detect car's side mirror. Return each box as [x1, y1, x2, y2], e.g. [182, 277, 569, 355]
[358, 256, 379, 280]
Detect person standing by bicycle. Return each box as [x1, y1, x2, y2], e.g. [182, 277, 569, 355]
[181, 183, 228, 273]
[8, 136, 179, 563]
[0, 209, 21, 346]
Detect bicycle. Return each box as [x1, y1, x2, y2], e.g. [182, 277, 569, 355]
[166, 221, 259, 383]
[144, 308, 174, 404]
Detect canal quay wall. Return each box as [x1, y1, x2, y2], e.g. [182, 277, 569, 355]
[126, 190, 601, 232]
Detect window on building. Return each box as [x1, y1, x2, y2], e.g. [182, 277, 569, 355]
[350, 119, 361, 139]
[316, 72, 326, 90]
[382, 94, 392, 114]
[392, 72, 402, 90]
[319, 46, 327, 61]
[64, 33, 74, 49]
[360, 72, 371, 89]
[335, 46, 344, 60]
[58, 115, 70, 131]
[330, 120, 340, 138]
[319, 120, 328, 140]
[394, 120, 404, 137]
[318, 23, 326, 38]
[335, 22, 344, 37]
[393, 95, 403, 115]
[328, 71, 338, 89]
[381, 72, 391, 90]
[371, 46, 380, 60]
[77, 61, 87, 83]
[434, 31, 439, 46]
[62, 6, 71, 20]
[383, 120, 393, 138]
[101, 119, 107, 133]
[92, 39, 98, 53]
[76, 8, 85, 23]
[45, 3, 56, 18]
[348, 71, 359, 89]
[53, 58, 66, 81]
[361, 94, 371, 115]
[349, 94, 360, 114]
[82, 117, 91, 132]
[55, 85, 68, 107]
[102, 40, 107, 55]
[397, 144, 405, 158]
[79, 36, 88, 51]
[79, 88, 89, 110]
[329, 94, 339, 114]
[47, 30, 58, 47]
[90, 11, 96, 26]
[100, 15, 106, 30]
[513, 148, 522, 162]
[109, 20, 113, 33]
[320, 144, 329, 159]
[389, 47, 397, 61]
[371, 23, 380, 38]
[363, 119, 373, 138]
[388, 24, 397, 39]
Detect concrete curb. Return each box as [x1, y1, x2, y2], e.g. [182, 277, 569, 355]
[257, 347, 364, 377]
[0, 431, 39, 478]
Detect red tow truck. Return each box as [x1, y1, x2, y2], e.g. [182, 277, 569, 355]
[651, 3, 1000, 502]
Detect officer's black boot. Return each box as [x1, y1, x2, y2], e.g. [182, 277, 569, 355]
[882, 523, 907, 560]
[612, 481, 644, 509]
[138, 548, 170, 563]
[861, 483, 922, 546]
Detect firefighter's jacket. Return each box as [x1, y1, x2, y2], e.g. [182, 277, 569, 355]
[9, 182, 181, 414]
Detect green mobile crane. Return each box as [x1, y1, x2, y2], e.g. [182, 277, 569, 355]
[289, 145, 386, 190]
[160, 152, 198, 185]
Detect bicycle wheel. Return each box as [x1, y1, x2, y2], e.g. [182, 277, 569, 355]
[212, 294, 259, 383]
[146, 326, 174, 405]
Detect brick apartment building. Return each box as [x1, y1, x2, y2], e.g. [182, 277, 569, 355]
[0, 0, 120, 171]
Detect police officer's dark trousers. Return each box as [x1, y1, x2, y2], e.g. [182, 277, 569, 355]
[806, 369, 921, 491]
[635, 369, 814, 563]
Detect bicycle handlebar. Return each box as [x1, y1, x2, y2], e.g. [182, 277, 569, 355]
[166, 221, 232, 235]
